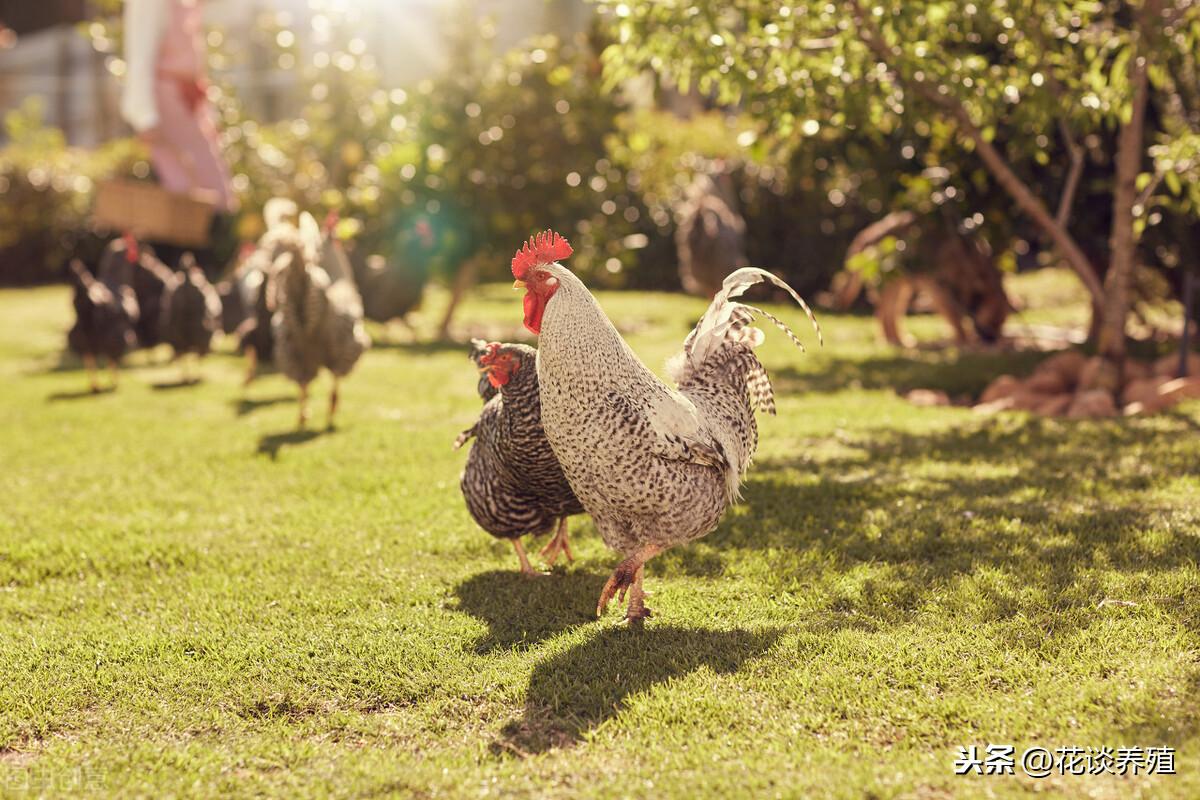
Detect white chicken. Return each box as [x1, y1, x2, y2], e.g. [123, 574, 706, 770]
[512, 231, 820, 624]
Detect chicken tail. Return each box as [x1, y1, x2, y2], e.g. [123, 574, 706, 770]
[667, 267, 820, 398]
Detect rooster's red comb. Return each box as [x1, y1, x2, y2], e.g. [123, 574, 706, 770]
[511, 230, 573, 279]
[122, 232, 139, 264]
[322, 210, 340, 235]
[479, 341, 503, 365]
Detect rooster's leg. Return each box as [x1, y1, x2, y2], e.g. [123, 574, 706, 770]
[243, 346, 258, 387]
[327, 378, 340, 429]
[83, 354, 99, 393]
[596, 545, 661, 620]
[108, 360, 119, 390]
[297, 383, 310, 429]
[539, 517, 574, 566]
[624, 565, 652, 627]
[511, 538, 539, 576]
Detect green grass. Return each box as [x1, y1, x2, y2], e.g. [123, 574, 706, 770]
[0, 271, 1197, 798]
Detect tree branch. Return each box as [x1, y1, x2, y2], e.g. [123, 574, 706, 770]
[846, 0, 1106, 309]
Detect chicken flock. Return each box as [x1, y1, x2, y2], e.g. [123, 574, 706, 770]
[66, 218, 819, 626]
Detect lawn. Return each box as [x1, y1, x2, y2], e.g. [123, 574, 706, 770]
[0, 272, 1197, 799]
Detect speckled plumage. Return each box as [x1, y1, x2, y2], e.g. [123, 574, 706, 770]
[457, 343, 584, 545]
[159, 254, 222, 357]
[269, 225, 370, 396]
[531, 262, 818, 606]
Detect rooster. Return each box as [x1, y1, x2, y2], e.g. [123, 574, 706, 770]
[269, 213, 371, 428]
[454, 341, 584, 573]
[159, 252, 223, 383]
[512, 230, 820, 624]
[66, 258, 139, 392]
[98, 234, 173, 352]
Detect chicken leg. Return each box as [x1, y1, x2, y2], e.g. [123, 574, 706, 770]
[596, 544, 661, 626]
[511, 538, 539, 577]
[539, 517, 574, 566]
[327, 378, 340, 430]
[83, 353, 99, 393]
[243, 346, 258, 387]
[297, 383, 310, 429]
[108, 361, 120, 390]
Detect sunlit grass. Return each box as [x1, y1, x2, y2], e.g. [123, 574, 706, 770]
[0, 272, 1197, 798]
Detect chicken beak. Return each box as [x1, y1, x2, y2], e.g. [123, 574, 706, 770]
[512, 279, 526, 290]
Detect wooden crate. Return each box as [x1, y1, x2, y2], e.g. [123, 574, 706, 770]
[93, 180, 216, 247]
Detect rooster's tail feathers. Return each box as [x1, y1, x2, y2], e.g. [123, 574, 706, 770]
[669, 267, 820, 386]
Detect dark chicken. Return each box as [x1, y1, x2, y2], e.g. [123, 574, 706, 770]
[66, 258, 139, 392]
[98, 235, 173, 351]
[675, 172, 748, 297]
[455, 341, 584, 573]
[159, 252, 222, 382]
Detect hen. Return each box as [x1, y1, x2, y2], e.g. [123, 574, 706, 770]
[454, 341, 584, 573]
[269, 214, 371, 428]
[159, 252, 223, 383]
[513, 230, 820, 623]
[66, 258, 139, 392]
[98, 235, 173, 352]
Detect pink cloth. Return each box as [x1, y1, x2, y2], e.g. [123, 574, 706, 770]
[150, 75, 235, 212]
[122, 0, 234, 212]
[157, 0, 204, 79]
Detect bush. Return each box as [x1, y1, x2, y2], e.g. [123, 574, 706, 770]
[0, 99, 145, 285]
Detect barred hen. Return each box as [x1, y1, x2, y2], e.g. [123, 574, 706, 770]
[512, 230, 820, 624]
[66, 258, 139, 392]
[269, 214, 371, 428]
[98, 235, 173, 351]
[454, 341, 585, 574]
[159, 252, 222, 382]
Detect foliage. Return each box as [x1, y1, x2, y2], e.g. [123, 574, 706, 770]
[0, 99, 146, 285]
[596, 0, 1200, 333]
[2, 277, 1199, 796]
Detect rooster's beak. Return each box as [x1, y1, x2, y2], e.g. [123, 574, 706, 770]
[512, 280, 526, 290]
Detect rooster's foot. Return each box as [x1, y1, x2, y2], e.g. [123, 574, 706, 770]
[596, 559, 638, 618]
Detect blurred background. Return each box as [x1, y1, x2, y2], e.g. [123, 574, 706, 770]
[0, 0, 1197, 366]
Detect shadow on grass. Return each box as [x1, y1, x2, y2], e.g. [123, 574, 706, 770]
[45, 386, 116, 402]
[657, 411, 1200, 641]
[232, 395, 293, 417]
[773, 347, 1049, 397]
[256, 427, 333, 459]
[495, 626, 782, 755]
[151, 378, 202, 391]
[453, 569, 607, 654]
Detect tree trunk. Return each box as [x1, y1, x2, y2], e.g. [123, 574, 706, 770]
[1100, 44, 1153, 363]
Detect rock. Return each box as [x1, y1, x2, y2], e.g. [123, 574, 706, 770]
[1010, 390, 1053, 411]
[1078, 357, 1121, 394]
[1033, 350, 1088, 388]
[1025, 370, 1069, 395]
[1155, 376, 1200, 409]
[1153, 351, 1200, 379]
[905, 389, 950, 407]
[1121, 376, 1166, 408]
[1122, 358, 1153, 382]
[1066, 389, 1118, 419]
[980, 374, 1021, 404]
[973, 397, 1015, 414]
[1034, 393, 1074, 416]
